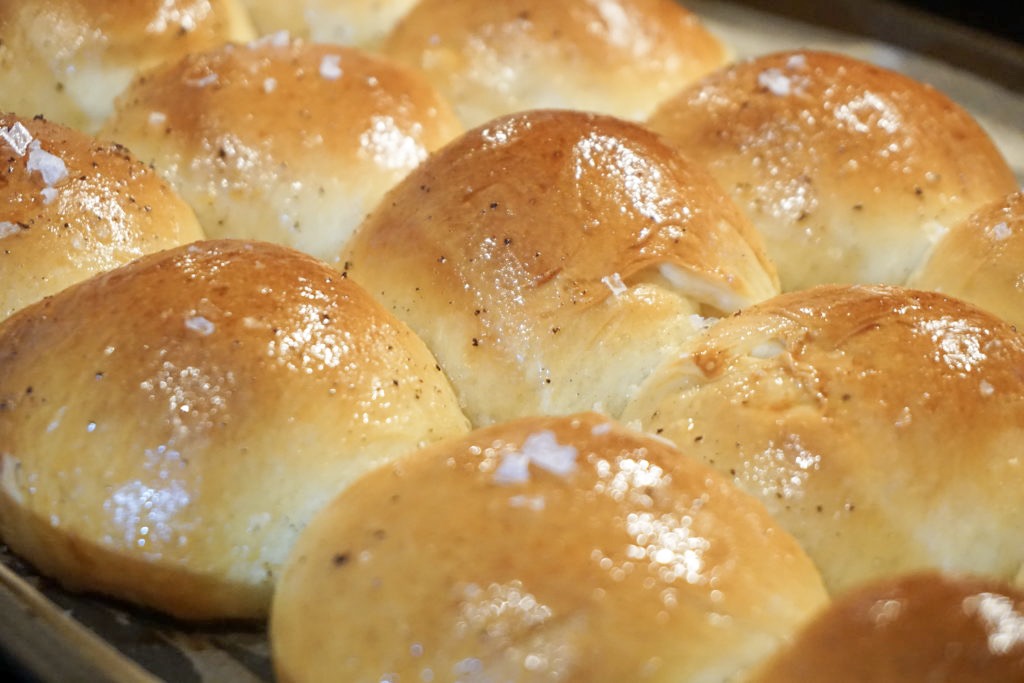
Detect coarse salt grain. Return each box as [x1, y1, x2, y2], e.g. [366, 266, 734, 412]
[601, 272, 628, 296]
[0, 221, 22, 239]
[251, 30, 290, 49]
[758, 68, 791, 96]
[980, 380, 995, 396]
[185, 315, 216, 336]
[263, 77, 277, 93]
[40, 187, 58, 205]
[148, 111, 167, 126]
[786, 53, 807, 70]
[0, 122, 33, 156]
[493, 430, 579, 484]
[320, 54, 343, 80]
[185, 72, 218, 88]
[992, 222, 1012, 241]
[26, 141, 68, 186]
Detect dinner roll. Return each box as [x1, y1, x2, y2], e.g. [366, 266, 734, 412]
[0, 0, 255, 133]
[647, 50, 1018, 291]
[102, 38, 462, 261]
[271, 413, 828, 683]
[0, 240, 469, 620]
[908, 191, 1024, 330]
[621, 284, 1024, 594]
[750, 571, 1024, 682]
[0, 113, 204, 322]
[380, 0, 729, 128]
[239, 0, 418, 48]
[340, 109, 779, 426]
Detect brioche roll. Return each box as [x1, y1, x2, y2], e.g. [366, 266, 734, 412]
[0, 113, 204, 322]
[340, 109, 779, 425]
[647, 50, 1018, 291]
[0, 240, 469, 620]
[271, 413, 828, 683]
[0, 0, 255, 133]
[621, 285, 1024, 593]
[750, 572, 1024, 682]
[380, 0, 729, 128]
[239, 0, 418, 48]
[102, 38, 462, 261]
[909, 191, 1024, 330]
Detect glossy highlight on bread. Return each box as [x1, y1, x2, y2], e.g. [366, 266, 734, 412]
[0, 240, 469, 619]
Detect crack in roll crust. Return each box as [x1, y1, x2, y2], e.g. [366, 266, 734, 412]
[340, 109, 779, 426]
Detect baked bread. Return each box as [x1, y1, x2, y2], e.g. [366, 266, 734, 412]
[380, 0, 729, 128]
[0, 0, 255, 133]
[0, 113, 205, 322]
[101, 38, 463, 261]
[239, 0, 419, 48]
[271, 413, 828, 683]
[908, 190, 1024, 330]
[0, 239, 469, 620]
[647, 50, 1018, 291]
[621, 284, 1024, 594]
[749, 571, 1024, 682]
[340, 108, 779, 425]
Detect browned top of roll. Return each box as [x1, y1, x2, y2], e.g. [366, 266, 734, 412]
[0, 239, 469, 619]
[647, 50, 1018, 291]
[271, 413, 827, 683]
[0, 113, 204, 321]
[0, 0, 255, 132]
[341, 109, 778, 424]
[909, 190, 1024, 330]
[751, 572, 1024, 683]
[381, 0, 729, 127]
[622, 284, 1024, 593]
[102, 38, 462, 259]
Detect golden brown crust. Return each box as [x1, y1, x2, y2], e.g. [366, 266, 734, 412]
[909, 190, 1024, 330]
[271, 413, 828, 683]
[0, 0, 255, 132]
[622, 284, 1024, 593]
[0, 239, 469, 620]
[0, 113, 205, 321]
[340, 109, 779, 425]
[102, 39, 463, 260]
[647, 50, 1018, 291]
[750, 572, 1024, 682]
[381, 0, 729, 127]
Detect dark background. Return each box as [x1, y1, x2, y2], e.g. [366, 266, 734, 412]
[899, 0, 1023, 45]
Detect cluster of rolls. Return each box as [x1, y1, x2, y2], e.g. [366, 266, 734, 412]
[1, 0, 1023, 680]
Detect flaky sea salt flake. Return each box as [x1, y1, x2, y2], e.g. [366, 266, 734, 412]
[27, 141, 68, 185]
[0, 122, 33, 156]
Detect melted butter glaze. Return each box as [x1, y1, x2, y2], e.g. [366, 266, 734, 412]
[0, 0, 254, 132]
[750, 572, 1024, 682]
[909, 190, 1024, 331]
[0, 113, 204, 321]
[343, 109, 778, 424]
[648, 50, 1018, 291]
[272, 413, 826, 682]
[623, 284, 1024, 593]
[381, 0, 728, 126]
[101, 38, 462, 259]
[0, 239, 468, 618]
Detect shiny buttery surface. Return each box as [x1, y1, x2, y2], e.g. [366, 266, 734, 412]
[622, 284, 1024, 593]
[0, 240, 469, 619]
[272, 413, 827, 683]
[647, 50, 1018, 291]
[0, 113, 204, 321]
[750, 571, 1024, 682]
[381, 0, 728, 127]
[341, 109, 779, 425]
[909, 190, 1024, 331]
[0, 0, 255, 132]
[101, 37, 462, 261]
